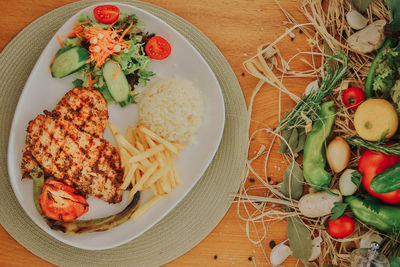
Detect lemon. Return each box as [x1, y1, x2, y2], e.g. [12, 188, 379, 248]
[354, 99, 398, 141]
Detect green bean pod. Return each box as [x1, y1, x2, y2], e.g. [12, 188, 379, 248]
[345, 196, 400, 233]
[30, 166, 140, 234]
[303, 101, 336, 192]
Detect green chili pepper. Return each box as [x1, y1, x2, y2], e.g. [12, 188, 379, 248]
[365, 38, 398, 99]
[345, 196, 400, 233]
[30, 166, 140, 234]
[303, 101, 336, 193]
[370, 162, 400, 193]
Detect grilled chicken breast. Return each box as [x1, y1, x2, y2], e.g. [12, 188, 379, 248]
[21, 88, 124, 203]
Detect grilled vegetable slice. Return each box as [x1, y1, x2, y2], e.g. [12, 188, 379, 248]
[39, 180, 89, 222]
[50, 46, 89, 78]
[31, 166, 140, 234]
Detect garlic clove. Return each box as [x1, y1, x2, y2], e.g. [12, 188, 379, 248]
[346, 10, 368, 30]
[270, 243, 292, 266]
[309, 236, 323, 261]
[305, 80, 319, 96]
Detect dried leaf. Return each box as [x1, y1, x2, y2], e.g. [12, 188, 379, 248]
[294, 128, 306, 153]
[288, 127, 299, 153]
[278, 128, 292, 154]
[352, 0, 372, 13]
[280, 161, 304, 200]
[287, 216, 312, 264]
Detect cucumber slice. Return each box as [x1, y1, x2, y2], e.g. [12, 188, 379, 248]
[103, 61, 131, 104]
[51, 46, 89, 78]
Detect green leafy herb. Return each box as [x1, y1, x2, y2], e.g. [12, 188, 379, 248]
[287, 216, 312, 265]
[387, 0, 400, 31]
[278, 51, 350, 131]
[330, 202, 349, 221]
[352, 0, 372, 13]
[346, 135, 400, 155]
[72, 79, 84, 88]
[362, 196, 382, 213]
[280, 161, 304, 200]
[278, 127, 306, 154]
[351, 171, 363, 188]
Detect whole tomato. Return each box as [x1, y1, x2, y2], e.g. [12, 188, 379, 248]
[359, 149, 400, 204]
[342, 87, 365, 110]
[328, 215, 355, 238]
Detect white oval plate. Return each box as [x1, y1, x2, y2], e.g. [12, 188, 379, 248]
[7, 2, 224, 250]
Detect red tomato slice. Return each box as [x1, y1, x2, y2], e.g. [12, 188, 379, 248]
[39, 180, 89, 222]
[93, 5, 120, 24]
[145, 36, 171, 60]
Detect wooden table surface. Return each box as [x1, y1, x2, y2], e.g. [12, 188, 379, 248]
[0, 0, 310, 266]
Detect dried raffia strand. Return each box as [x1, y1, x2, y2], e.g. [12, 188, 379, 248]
[235, 0, 399, 265]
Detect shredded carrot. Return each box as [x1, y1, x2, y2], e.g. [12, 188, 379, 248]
[113, 53, 122, 60]
[57, 34, 64, 47]
[119, 23, 133, 41]
[83, 26, 130, 67]
[66, 26, 84, 38]
[87, 74, 98, 89]
[107, 21, 117, 30]
[74, 20, 91, 27]
[112, 68, 119, 80]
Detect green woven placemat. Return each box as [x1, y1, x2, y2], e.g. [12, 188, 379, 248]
[0, 1, 247, 266]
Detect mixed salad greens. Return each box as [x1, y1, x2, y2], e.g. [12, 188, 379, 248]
[50, 5, 171, 107]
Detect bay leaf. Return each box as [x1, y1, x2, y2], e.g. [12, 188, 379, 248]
[352, 0, 372, 13]
[280, 161, 304, 200]
[294, 128, 306, 153]
[287, 216, 313, 265]
[288, 127, 299, 153]
[278, 128, 292, 154]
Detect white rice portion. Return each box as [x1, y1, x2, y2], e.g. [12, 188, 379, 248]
[137, 77, 204, 143]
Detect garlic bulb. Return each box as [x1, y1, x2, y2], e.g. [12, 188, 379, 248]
[347, 20, 386, 54]
[346, 10, 368, 30]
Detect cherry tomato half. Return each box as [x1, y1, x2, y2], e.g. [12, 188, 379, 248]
[328, 215, 355, 239]
[93, 5, 120, 24]
[39, 180, 89, 222]
[145, 36, 171, 60]
[342, 86, 365, 110]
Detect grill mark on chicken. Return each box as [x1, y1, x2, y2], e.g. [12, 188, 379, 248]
[21, 88, 108, 179]
[21, 88, 124, 203]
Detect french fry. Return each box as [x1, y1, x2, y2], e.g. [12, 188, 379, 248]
[130, 194, 166, 221]
[125, 125, 136, 145]
[128, 160, 159, 199]
[138, 125, 179, 156]
[119, 148, 131, 167]
[145, 165, 169, 187]
[120, 163, 138, 190]
[126, 144, 164, 164]
[160, 176, 172, 194]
